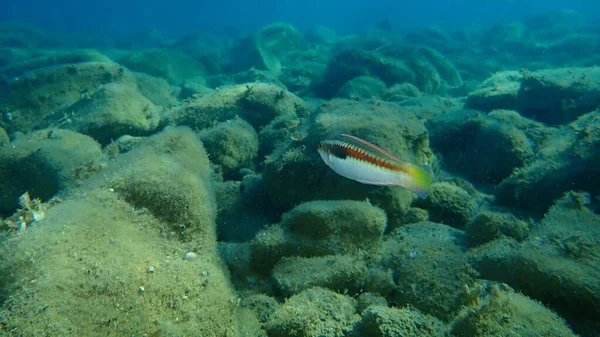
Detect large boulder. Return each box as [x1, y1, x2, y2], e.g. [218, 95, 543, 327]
[496, 111, 600, 213]
[1, 61, 134, 133]
[264, 287, 360, 337]
[47, 82, 161, 144]
[427, 109, 535, 184]
[0, 127, 240, 336]
[382, 222, 477, 321]
[198, 116, 259, 177]
[479, 10, 596, 67]
[318, 45, 462, 98]
[225, 23, 309, 76]
[251, 200, 387, 273]
[359, 305, 447, 337]
[172, 83, 310, 131]
[516, 67, 600, 125]
[451, 282, 578, 337]
[471, 192, 600, 333]
[467, 67, 600, 126]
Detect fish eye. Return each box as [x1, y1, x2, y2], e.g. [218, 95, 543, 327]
[318, 144, 323, 149]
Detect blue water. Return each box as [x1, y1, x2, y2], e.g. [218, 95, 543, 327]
[1, 0, 598, 37]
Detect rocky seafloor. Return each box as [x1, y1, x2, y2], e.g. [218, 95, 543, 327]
[0, 9, 599, 337]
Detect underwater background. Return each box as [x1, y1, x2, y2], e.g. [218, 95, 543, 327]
[0, 0, 599, 336]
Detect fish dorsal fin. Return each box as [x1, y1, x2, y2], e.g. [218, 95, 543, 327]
[339, 134, 402, 162]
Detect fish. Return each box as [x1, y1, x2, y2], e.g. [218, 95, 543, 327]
[317, 134, 433, 199]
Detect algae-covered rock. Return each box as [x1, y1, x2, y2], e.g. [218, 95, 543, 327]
[397, 95, 462, 120]
[451, 282, 578, 337]
[50, 82, 161, 144]
[257, 114, 304, 158]
[318, 48, 414, 98]
[198, 116, 259, 177]
[496, 111, 600, 213]
[516, 67, 600, 125]
[360, 305, 447, 337]
[132, 71, 178, 108]
[0, 191, 239, 336]
[173, 82, 310, 131]
[0, 129, 103, 215]
[251, 200, 387, 273]
[0, 49, 113, 79]
[280, 59, 327, 96]
[226, 23, 308, 76]
[479, 9, 592, 67]
[401, 207, 430, 225]
[1, 61, 134, 134]
[179, 76, 215, 99]
[214, 180, 244, 238]
[383, 82, 421, 102]
[273, 255, 368, 296]
[107, 127, 216, 244]
[467, 67, 600, 126]
[356, 293, 388, 313]
[214, 174, 272, 242]
[240, 294, 280, 324]
[480, 21, 530, 56]
[465, 71, 522, 112]
[0, 127, 8, 145]
[318, 43, 464, 98]
[427, 108, 534, 184]
[414, 182, 479, 229]
[472, 192, 600, 332]
[382, 222, 477, 321]
[336, 75, 386, 100]
[465, 210, 530, 247]
[265, 287, 360, 337]
[118, 48, 206, 84]
[0, 128, 239, 336]
[217, 241, 253, 285]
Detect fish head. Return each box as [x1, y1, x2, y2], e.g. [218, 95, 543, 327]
[317, 142, 332, 166]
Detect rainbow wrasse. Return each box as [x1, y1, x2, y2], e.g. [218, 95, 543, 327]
[317, 134, 433, 199]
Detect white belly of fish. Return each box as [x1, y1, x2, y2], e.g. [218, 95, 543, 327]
[326, 154, 406, 186]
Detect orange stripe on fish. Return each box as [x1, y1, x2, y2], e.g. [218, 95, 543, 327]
[328, 142, 410, 173]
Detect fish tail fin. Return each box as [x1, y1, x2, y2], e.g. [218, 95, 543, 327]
[405, 163, 433, 199]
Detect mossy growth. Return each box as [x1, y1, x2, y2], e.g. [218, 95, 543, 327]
[105, 126, 216, 246]
[265, 287, 360, 337]
[251, 200, 387, 273]
[451, 283, 578, 337]
[0, 189, 238, 337]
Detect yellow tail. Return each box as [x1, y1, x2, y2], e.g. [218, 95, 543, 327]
[405, 163, 433, 199]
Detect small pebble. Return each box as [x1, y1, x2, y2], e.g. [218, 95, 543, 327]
[147, 266, 155, 273]
[138, 286, 145, 293]
[184, 252, 197, 260]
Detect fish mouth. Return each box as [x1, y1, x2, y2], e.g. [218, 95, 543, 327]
[317, 145, 331, 165]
